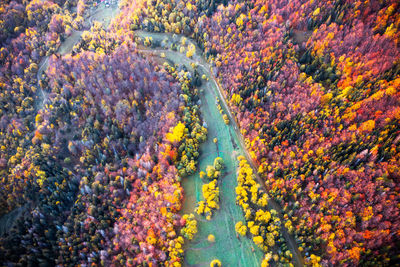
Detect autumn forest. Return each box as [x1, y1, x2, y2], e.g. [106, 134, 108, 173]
[0, 0, 399, 266]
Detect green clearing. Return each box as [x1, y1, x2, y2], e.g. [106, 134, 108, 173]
[179, 70, 264, 267]
[135, 32, 264, 266]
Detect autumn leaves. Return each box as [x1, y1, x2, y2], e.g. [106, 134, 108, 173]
[196, 179, 220, 220]
[180, 213, 198, 240]
[235, 156, 295, 266]
[195, 157, 225, 220]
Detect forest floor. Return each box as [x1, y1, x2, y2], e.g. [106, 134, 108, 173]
[136, 32, 304, 266]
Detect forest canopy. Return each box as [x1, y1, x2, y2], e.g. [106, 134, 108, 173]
[0, 0, 399, 266]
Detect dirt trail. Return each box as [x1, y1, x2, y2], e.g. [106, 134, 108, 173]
[36, 4, 119, 110]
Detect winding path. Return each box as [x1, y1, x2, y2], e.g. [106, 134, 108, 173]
[35, 4, 118, 110]
[36, 56, 49, 110]
[136, 33, 304, 267]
